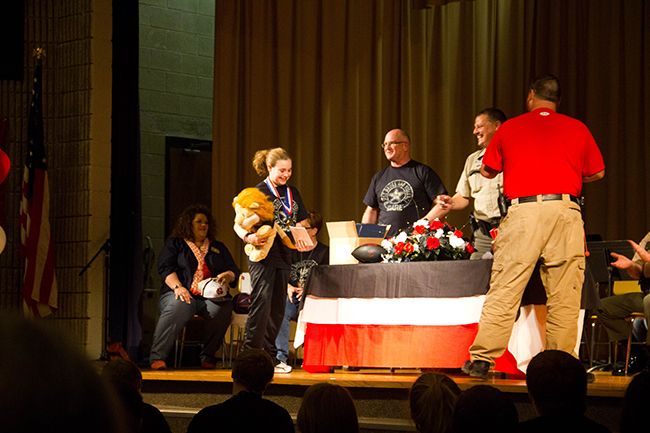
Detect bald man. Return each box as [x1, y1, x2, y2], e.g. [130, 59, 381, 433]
[362, 129, 447, 238]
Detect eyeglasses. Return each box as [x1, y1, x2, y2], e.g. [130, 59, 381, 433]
[381, 141, 407, 149]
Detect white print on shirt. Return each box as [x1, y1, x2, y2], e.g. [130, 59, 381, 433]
[291, 259, 319, 286]
[273, 197, 299, 233]
[380, 180, 414, 211]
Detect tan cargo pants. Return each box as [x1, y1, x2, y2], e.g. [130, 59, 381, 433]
[470, 196, 585, 365]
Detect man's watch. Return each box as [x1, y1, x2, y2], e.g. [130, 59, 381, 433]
[173, 284, 181, 290]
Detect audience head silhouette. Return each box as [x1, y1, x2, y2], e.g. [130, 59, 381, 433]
[101, 358, 144, 393]
[526, 350, 587, 415]
[620, 370, 650, 433]
[453, 384, 518, 433]
[297, 382, 359, 433]
[0, 313, 122, 433]
[101, 358, 146, 433]
[409, 372, 461, 433]
[232, 349, 275, 394]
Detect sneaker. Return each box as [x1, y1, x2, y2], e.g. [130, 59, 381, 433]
[612, 352, 649, 376]
[151, 360, 167, 370]
[274, 361, 292, 374]
[461, 360, 489, 380]
[342, 366, 360, 371]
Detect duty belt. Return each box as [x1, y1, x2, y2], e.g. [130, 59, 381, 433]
[506, 194, 581, 208]
[476, 219, 500, 236]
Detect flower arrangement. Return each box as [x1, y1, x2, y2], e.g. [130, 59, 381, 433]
[381, 218, 475, 262]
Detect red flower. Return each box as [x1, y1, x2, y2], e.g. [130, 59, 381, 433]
[431, 220, 444, 230]
[404, 243, 414, 253]
[466, 243, 476, 253]
[412, 225, 426, 235]
[454, 229, 464, 238]
[395, 242, 405, 255]
[427, 237, 440, 250]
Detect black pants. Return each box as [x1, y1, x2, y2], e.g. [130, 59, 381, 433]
[244, 261, 289, 360]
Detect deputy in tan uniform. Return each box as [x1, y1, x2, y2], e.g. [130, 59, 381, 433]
[597, 232, 650, 375]
[435, 108, 507, 259]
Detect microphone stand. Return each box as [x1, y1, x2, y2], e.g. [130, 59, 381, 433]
[80, 239, 111, 360]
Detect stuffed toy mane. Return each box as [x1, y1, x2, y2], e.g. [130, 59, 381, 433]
[233, 188, 294, 262]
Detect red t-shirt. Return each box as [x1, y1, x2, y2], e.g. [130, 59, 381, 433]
[483, 108, 605, 199]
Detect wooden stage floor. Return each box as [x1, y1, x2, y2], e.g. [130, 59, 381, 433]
[142, 365, 632, 398]
[141, 365, 630, 432]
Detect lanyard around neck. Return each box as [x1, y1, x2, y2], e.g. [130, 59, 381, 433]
[265, 177, 293, 217]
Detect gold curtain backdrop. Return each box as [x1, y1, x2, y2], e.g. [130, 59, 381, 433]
[213, 0, 649, 268]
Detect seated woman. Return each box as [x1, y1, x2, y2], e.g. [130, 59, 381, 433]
[150, 204, 240, 370]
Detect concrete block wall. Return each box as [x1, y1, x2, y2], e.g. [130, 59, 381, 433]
[0, 0, 112, 358]
[139, 0, 216, 355]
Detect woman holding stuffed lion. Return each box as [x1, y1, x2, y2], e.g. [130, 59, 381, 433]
[150, 204, 241, 370]
[234, 147, 310, 367]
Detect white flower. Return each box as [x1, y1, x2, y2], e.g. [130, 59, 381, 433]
[413, 218, 430, 230]
[449, 235, 466, 249]
[435, 229, 444, 238]
[381, 239, 393, 250]
[413, 243, 420, 252]
[395, 231, 408, 243]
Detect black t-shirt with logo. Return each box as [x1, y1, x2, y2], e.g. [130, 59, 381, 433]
[253, 181, 309, 269]
[289, 242, 330, 287]
[364, 159, 447, 238]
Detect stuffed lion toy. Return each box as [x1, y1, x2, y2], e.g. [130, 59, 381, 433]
[233, 188, 294, 262]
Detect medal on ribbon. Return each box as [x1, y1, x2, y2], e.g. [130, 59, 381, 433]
[265, 177, 293, 218]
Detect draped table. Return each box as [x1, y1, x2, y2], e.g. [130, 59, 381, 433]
[295, 259, 598, 375]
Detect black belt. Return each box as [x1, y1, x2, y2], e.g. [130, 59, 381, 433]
[506, 194, 581, 207]
[476, 218, 500, 236]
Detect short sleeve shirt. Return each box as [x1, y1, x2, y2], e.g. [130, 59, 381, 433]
[289, 242, 330, 287]
[455, 147, 503, 221]
[364, 159, 447, 238]
[254, 181, 309, 269]
[633, 232, 650, 268]
[483, 108, 605, 199]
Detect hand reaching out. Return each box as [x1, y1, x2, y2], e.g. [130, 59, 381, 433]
[435, 194, 453, 211]
[610, 252, 634, 270]
[629, 240, 650, 262]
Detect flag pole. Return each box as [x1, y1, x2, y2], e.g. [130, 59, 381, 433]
[20, 45, 58, 318]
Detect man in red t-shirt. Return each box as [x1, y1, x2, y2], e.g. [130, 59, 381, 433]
[462, 75, 605, 380]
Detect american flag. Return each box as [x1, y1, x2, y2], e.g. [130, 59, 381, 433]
[19, 63, 58, 317]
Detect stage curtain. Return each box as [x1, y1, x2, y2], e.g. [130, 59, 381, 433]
[213, 0, 650, 268]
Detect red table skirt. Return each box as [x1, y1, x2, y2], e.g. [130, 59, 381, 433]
[302, 323, 475, 372]
[302, 323, 521, 374]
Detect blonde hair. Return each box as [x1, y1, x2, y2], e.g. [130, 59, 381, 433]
[252, 147, 292, 177]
